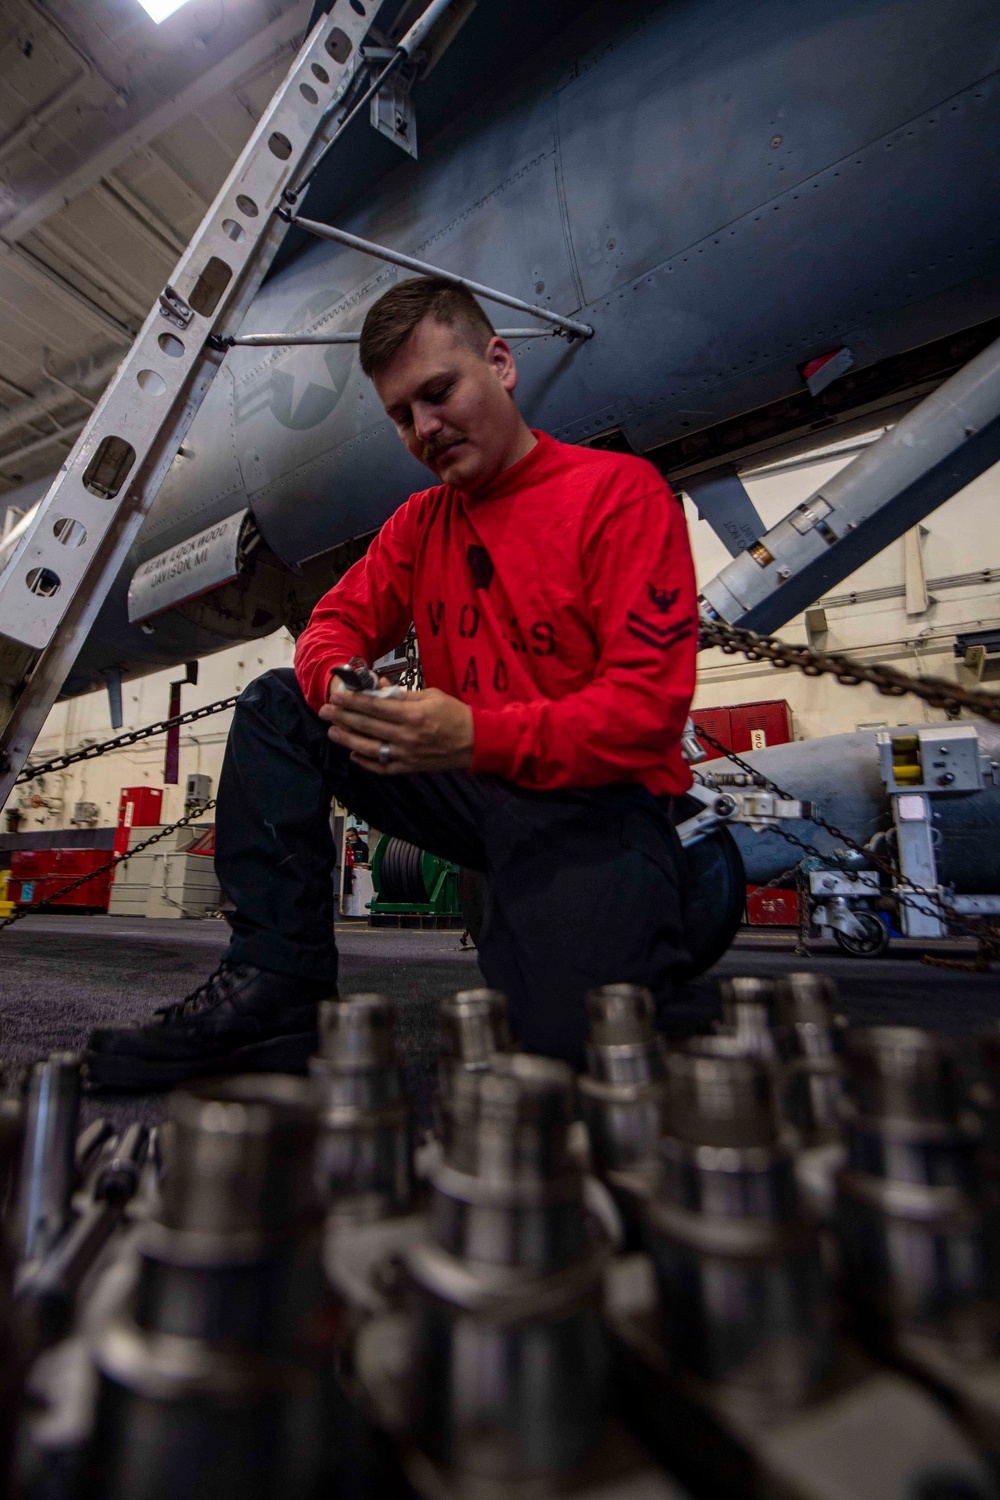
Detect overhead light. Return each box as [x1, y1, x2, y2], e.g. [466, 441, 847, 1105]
[136, 0, 195, 22]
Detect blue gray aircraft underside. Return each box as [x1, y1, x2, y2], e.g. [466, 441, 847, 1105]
[19, 0, 997, 701]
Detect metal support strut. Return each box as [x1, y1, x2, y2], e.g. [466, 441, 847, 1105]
[214, 328, 560, 348]
[280, 214, 595, 340]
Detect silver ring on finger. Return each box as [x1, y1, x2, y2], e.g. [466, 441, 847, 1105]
[378, 742, 392, 768]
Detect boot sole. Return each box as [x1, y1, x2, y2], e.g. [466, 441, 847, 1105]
[84, 1029, 317, 1092]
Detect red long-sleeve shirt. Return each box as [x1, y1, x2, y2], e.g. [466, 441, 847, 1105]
[294, 429, 697, 795]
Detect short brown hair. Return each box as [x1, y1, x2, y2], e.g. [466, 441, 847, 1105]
[359, 276, 495, 377]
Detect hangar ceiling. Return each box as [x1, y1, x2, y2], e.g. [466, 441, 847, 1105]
[0, 0, 310, 504]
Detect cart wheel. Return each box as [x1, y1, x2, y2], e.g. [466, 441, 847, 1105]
[833, 912, 890, 957]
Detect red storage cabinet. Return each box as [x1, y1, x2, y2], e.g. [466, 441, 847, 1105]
[729, 700, 793, 754]
[9, 848, 113, 911]
[745, 885, 801, 926]
[691, 700, 792, 759]
[689, 708, 734, 759]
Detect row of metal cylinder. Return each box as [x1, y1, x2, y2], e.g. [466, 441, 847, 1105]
[5, 978, 1000, 1497]
[581, 973, 1000, 1418]
[75, 990, 610, 1497]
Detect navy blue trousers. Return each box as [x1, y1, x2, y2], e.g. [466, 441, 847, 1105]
[215, 669, 688, 1066]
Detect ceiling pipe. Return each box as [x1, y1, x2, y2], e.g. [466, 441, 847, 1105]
[30, 225, 150, 322]
[0, 418, 86, 475]
[0, 0, 130, 169]
[100, 175, 186, 256]
[0, 350, 118, 447]
[0, 237, 135, 342]
[40, 350, 98, 409]
[0, 49, 91, 167]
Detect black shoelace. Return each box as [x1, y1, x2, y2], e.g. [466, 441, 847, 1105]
[153, 963, 245, 1025]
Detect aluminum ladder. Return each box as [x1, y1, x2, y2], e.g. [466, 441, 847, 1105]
[0, 0, 460, 808]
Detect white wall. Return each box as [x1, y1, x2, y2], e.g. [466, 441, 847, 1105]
[690, 449, 1000, 739]
[15, 633, 296, 831]
[13, 445, 1000, 831]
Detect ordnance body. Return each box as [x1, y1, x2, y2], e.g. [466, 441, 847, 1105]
[312, 994, 415, 1224]
[608, 1030, 996, 1500]
[87, 1075, 332, 1500]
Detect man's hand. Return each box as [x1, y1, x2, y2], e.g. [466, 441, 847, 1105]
[320, 685, 474, 776]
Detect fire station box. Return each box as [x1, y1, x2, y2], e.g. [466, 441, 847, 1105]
[114, 786, 163, 856]
[729, 700, 793, 754]
[690, 708, 734, 760]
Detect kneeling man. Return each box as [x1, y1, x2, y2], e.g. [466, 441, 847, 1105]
[87, 276, 698, 1088]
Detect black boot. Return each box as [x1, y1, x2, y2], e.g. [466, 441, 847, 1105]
[85, 964, 335, 1090]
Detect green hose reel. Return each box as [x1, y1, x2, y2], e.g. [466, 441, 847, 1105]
[368, 834, 462, 917]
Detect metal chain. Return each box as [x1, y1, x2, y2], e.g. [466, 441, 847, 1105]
[794, 865, 811, 957]
[14, 697, 240, 784]
[698, 618, 1000, 724]
[695, 609, 1000, 950]
[0, 800, 216, 934]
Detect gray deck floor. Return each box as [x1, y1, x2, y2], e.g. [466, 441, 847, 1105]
[0, 915, 997, 1131]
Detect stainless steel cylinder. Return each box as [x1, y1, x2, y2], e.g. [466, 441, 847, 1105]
[578, 986, 667, 1246]
[436, 988, 511, 1153]
[15, 1052, 81, 1262]
[0, 1078, 22, 1494]
[88, 1076, 330, 1500]
[719, 1001, 779, 1063]
[133, 1076, 324, 1357]
[667, 1033, 777, 1147]
[0, 1080, 23, 1224]
[773, 972, 840, 1031]
[406, 1054, 610, 1481]
[720, 975, 778, 1019]
[161, 1074, 320, 1244]
[311, 994, 414, 1222]
[836, 1026, 995, 1343]
[844, 1025, 962, 1124]
[717, 975, 846, 1147]
[583, 983, 664, 1084]
[773, 974, 845, 1146]
[644, 1038, 834, 1405]
[438, 988, 511, 1076]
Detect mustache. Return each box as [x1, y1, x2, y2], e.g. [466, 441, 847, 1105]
[421, 432, 464, 464]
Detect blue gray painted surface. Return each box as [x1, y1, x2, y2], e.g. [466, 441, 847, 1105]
[51, 0, 1000, 688]
[724, 724, 1000, 893]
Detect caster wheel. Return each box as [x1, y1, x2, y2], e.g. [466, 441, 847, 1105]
[833, 912, 890, 957]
